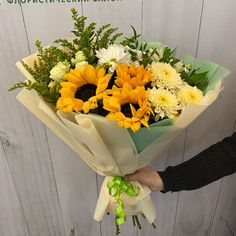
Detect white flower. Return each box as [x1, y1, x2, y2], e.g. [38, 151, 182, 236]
[75, 61, 88, 70]
[174, 61, 185, 73]
[151, 62, 183, 90]
[174, 61, 191, 73]
[49, 61, 70, 82]
[148, 87, 180, 119]
[178, 85, 203, 106]
[71, 51, 86, 65]
[96, 44, 131, 72]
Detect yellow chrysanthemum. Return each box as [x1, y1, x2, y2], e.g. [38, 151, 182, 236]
[115, 64, 152, 89]
[56, 65, 112, 113]
[151, 62, 183, 89]
[103, 83, 153, 132]
[148, 87, 180, 119]
[178, 85, 203, 106]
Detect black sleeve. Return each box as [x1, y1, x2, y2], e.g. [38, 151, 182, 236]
[158, 132, 236, 193]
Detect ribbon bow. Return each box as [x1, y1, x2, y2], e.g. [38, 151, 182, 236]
[107, 176, 140, 226]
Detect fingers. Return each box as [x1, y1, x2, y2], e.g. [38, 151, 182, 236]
[124, 172, 140, 182]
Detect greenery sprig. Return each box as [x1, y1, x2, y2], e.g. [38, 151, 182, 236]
[55, 8, 123, 65]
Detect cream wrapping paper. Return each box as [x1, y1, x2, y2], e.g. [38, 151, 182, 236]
[15, 51, 229, 224]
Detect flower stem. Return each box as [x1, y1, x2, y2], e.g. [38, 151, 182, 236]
[134, 215, 142, 230]
[152, 223, 157, 229]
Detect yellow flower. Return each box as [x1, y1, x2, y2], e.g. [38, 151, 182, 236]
[178, 85, 203, 106]
[103, 83, 152, 132]
[148, 87, 180, 119]
[151, 62, 183, 89]
[56, 65, 112, 113]
[115, 64, 152, 89]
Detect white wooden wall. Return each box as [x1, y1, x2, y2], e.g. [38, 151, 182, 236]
[1, 1, 236, 235]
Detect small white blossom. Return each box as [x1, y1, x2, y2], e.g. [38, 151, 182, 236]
[71, 51, 86, 65]
[174, 61, 184, 73]
[96, 44, 131, 72]
[49, 61, 70, 82]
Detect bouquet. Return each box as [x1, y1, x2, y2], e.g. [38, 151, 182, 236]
[10, 8, 230, 234]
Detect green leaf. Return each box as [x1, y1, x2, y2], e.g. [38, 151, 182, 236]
[184, 70, 209, 91]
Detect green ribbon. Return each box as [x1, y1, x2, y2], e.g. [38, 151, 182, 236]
[107, 176, 140, 225]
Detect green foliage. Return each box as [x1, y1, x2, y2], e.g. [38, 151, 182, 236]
[9, 80, 60, 104]
[183, 69, 209, 91]
[159, 47, 177, 63]
[9, 40, 69, 104]
[55, 8, 123, 65]
[121, 27, 178, 67]
[122, 26, 141, 50]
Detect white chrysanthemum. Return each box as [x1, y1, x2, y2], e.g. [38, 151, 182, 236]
[148, 87, 180, 119]
[50, 61, 70, 82]
[151, 62, 183, 89]
[96, 44, 131, 72]
[178, 85, 203, 106]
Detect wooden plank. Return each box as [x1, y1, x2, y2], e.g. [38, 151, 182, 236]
[46, 129, 101, 236]
[174, 1, 236, 235]
[82, 0, 143, 36]
[82, 1, 143, 235]
[210, 174, 236, 236]
[21, 3, 83, 50]
[20, 4, 101, 235]
[138, 131, 187, 236]
[141, 1, 203, 235]
[142, 0, 204, 57]
[0, 141, 29, 236]
[0, 4, 65, 236]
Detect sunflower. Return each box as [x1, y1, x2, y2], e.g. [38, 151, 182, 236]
[115, 64, 152, 89]
[56, 65, 112, 113]
[103, 83, 153, 132]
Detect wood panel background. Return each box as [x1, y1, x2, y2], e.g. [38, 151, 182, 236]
[0, 0, 236, 235]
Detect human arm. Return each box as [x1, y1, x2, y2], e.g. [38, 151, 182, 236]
[126, 132, 236, 192]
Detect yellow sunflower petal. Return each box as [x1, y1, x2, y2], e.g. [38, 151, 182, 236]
[85, 65, 97, 85]
[103, 97, 121, 113]
[59, 88, 75, 98]
[96, 67, 106, 78]
[96, 74, 112, 95]
[131, 122, 141, 132]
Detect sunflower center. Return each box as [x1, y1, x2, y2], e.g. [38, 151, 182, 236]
[75, 84, 97, 101]
[121, 103, 139, 118]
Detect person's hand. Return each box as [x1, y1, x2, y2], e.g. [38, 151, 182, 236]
[125, 166, 164, 192]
